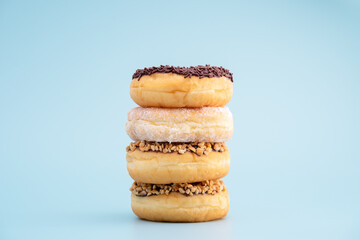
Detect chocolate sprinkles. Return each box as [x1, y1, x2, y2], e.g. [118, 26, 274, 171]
[132, 65, 233, 82]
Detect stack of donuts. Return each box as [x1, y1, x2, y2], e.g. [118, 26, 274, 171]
[125, 65, 234, 222]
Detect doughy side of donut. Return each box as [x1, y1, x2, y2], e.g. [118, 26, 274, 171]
[127, 150, 230, 184]
[131, 190, 229, 222]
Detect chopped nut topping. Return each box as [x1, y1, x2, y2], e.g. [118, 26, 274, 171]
[126, 141, 228, 156]
[130, 180, 226, 197]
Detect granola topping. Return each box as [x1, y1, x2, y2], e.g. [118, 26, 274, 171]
[126, 141, 227, 156]
[130, 180, 226, 197]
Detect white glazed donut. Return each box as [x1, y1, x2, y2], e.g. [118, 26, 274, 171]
[125, 107, 233, 142]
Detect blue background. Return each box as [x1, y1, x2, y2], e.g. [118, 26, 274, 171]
[1, 0, 359, 239]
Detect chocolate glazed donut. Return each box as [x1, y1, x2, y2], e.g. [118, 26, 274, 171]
[130, 65, 233, 108]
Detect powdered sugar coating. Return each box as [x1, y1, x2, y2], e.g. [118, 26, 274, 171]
[128, 107, 232, 122]
[126, 107, 233, 142]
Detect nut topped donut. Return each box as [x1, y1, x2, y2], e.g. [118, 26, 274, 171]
[130, 180, 229, 222]
[126, 141, 230, 184]
[130, 65, 233, 108]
